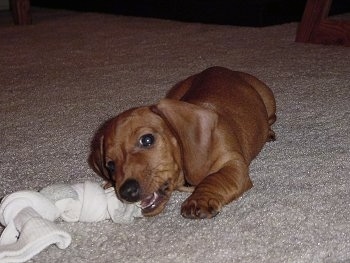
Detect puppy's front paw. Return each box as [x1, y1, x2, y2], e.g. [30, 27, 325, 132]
[181, 196, 222, 219]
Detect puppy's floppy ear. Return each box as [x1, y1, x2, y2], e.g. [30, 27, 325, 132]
[88, 134, 110, 182]
[151, 99, 218, 182]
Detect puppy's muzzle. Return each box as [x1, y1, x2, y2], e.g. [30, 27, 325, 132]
[119, 179, 141, 202]
[119, 178, 170, 216]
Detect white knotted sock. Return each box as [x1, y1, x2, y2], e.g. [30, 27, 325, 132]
[0, 181, 142, 263]
[0, 207, 71, 263]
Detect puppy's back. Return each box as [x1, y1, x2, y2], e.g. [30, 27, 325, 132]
[167, 67, 276, 125]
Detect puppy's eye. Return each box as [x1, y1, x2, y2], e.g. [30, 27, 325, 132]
[139, 134, 155, 148]
[106, 160, 115, 174]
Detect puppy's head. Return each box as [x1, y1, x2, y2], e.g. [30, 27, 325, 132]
[89, 106, 184, 216]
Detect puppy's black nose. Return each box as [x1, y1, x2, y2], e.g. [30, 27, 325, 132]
[119, 179, 140, 202]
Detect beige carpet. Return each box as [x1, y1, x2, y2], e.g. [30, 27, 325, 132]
[1, 8, 350, 263]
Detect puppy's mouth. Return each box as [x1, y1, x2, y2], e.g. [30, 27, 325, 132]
[140, 182, 170, 216]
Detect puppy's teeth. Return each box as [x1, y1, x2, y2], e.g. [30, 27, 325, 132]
[141, 192, 157, 209]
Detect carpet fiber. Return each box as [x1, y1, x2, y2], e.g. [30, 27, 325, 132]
[1, 8, 350, 263]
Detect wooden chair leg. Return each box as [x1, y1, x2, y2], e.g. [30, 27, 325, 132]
[296, 0, 350, 46]
[11, 0, 32, 25]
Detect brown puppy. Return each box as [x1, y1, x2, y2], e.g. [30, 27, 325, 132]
[89, 66, 276, 219]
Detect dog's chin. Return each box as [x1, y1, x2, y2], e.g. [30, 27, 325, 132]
[140, 189, 171, 216]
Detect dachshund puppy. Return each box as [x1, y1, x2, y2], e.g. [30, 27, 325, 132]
[89, 66, 276, 219]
